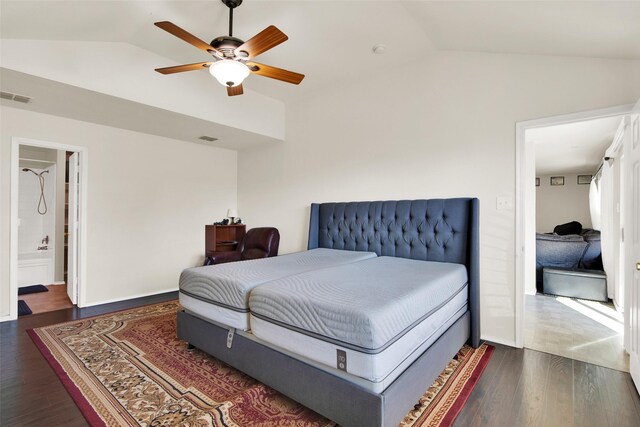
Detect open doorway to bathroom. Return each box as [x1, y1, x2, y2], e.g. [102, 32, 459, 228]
[9, 137, 87, 320]
[17, 146, 71, 314]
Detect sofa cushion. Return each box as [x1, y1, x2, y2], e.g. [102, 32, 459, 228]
[580, 229, 602, 270]
[536, 233, 588, 269]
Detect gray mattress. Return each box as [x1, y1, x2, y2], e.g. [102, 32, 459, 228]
[179, 248, 377, 311]
[249, 256, 468, 352]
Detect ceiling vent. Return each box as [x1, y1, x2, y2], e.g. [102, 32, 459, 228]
[198, 135, 219, 143]
[0, 91, 33, 104]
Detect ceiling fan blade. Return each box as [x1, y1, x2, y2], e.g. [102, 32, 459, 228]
[246, 62, 305, 85]
[155, 21, 221, 57]
[227, 84, 244, 96]
[155, 62, 212, 75]
[235, 25, 288, 59]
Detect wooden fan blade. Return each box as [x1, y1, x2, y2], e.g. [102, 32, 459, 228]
[155, 62, 212, 75]
[246, 62, 305, 85]
[227, 84, 244, 96]
[235, 25, 288, 59]
[155, 21, 221, 56]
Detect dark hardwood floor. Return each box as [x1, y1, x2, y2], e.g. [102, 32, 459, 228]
[2, 292, 640, 426]
[0, 291, 178, 427]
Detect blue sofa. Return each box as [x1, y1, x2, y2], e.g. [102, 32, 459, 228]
[535, 229, 602, 292]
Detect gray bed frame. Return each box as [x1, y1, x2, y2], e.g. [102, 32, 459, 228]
[178, 198, 480, 426]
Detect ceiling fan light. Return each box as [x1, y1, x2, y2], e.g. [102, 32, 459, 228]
[209, 60, 250, 87]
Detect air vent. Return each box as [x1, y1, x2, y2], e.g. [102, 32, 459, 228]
[198, 135, 218, 142]
[0, 91, 32, 104]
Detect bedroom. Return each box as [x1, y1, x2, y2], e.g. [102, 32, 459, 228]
[1, 1, 640, 426]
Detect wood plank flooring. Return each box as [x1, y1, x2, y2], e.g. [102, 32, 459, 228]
[2, 292, 640, 427]
[454, 342, 640, 427]
[18, 284, 74, 315]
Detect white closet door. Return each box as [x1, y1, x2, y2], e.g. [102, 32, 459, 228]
[67, 152, 79, 305]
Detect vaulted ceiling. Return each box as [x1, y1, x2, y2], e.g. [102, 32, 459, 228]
[2, 1, 639, 101]
[1, 1, 639, 148]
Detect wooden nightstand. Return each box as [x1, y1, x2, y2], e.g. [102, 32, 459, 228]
[205, 224, 246, 263]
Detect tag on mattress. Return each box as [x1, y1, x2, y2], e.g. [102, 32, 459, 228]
[226, 328, 235, 349]
[337, 349, 347, 371]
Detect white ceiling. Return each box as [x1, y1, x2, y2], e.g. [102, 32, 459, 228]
[530, 115, 623, 175]
[1, 1, 640, 102]
[1, 1, 639, 149]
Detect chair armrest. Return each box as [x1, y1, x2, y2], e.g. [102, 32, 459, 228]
[206, 251, 242, 265]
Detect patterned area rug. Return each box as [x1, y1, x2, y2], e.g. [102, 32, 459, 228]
[28, 301, 493, 426]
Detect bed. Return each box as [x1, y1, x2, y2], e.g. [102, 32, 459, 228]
[177, 198, 480, 426]
[179, 248, 377, 330]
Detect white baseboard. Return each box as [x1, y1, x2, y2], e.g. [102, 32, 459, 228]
[81, 287, 178, 308]
[481, 334, 517, 348]
[0, 314, 16, 323]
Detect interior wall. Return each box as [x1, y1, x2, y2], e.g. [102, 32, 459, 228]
[536, 173, 594, 232]
[238, 51, 640, 345]
[0, 106, 237, 317]
[17, 163, 56, 255]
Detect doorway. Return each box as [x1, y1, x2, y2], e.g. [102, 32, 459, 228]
[8, 137, 87, 320]
[515, 105, 634, 370]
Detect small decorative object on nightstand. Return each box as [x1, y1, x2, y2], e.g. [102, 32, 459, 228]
[227, 208, 238, 224]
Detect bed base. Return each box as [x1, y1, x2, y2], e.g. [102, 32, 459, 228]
[177, 309, 470, 427]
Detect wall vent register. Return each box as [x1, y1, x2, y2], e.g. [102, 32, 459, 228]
[198, 135, 219, 142]
[0, 91, 32, 103]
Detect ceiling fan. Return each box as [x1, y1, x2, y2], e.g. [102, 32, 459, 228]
[154, 0, 304, 96]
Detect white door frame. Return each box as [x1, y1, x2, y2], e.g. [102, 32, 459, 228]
[514, 104, 633, 348]
[6, 137, 88, 321]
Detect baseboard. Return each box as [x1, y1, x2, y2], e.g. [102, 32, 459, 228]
[82, 287, 178, 308]
[481, 334, 516, 348]
[0, 314, 17, 323]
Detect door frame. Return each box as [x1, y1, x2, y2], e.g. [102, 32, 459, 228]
[514, 104, 633, 348]
[7, 137, 88, 321]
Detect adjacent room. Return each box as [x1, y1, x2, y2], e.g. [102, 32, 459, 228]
[16, 145, 80, 316]
[525, 116, 628, 371]
[2, 1, 640, 426]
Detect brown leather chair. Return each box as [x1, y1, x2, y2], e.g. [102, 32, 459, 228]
[205, 227, 280, 265]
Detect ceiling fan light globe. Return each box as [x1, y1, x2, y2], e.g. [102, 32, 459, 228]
[209, 60, 250, 87]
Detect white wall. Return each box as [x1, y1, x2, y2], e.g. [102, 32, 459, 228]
[238, 51, 640, 345]
[1, 106, 237, 317]
[1, 40, 285, 141]
[536, 173, 593, 233]
[17, 165, 56, 254]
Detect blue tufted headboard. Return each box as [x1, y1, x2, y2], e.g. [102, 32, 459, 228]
[307, 198, 480, 347]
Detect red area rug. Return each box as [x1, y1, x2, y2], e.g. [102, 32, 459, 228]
[28, 301, 492, 426]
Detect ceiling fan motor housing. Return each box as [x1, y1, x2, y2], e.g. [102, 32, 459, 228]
[222, 0, 242, 9]
[210, 36, 245, 58]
